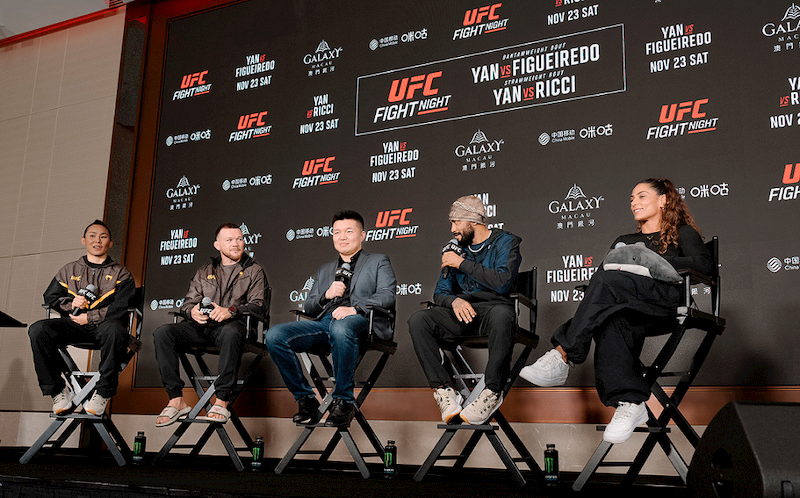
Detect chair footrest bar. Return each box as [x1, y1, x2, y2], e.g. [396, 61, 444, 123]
[595, 426, 670, 433]
[597, 461, 635, 467]
[437, 423, 496, 431]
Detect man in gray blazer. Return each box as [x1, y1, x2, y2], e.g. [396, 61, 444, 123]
[265, 211, 397, 427]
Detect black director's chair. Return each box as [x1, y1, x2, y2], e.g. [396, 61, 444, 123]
[20, 287, 144, 466]
[572, 237, 725, 491]
[413, 268, 543, 487]
[151, 291, 270, 472]
[274, 305, 396, 479]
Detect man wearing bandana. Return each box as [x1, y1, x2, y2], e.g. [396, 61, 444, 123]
[408, 196, 522, 425]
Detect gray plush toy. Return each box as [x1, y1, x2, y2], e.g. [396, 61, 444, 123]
[603, 242, 682, 283]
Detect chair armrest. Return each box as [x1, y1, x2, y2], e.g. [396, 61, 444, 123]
[677, 268, 715, 286]
[241, 310, 269, 324]
[364, 304, 395, 319]
[510, 293, 535, 310]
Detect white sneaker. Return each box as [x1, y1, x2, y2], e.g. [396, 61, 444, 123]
[603, 402, 648, 444]
[85, 393, 110, 416]
[519, 349, 569, 387]
[434, 387, 463, 423]
[51, 386, 74, 414]
[459, 388, 503, 425]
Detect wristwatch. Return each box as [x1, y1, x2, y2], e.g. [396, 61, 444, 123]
[228, 306, 238, 318]
[354, 305, 366, 316]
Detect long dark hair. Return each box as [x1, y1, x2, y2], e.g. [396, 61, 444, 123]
[636, 178, 702, 253]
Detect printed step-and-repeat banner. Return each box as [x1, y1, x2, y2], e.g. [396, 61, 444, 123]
[135, 0, 800, 389]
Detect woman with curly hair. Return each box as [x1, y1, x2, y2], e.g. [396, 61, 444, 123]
[521, 178, 714, 443]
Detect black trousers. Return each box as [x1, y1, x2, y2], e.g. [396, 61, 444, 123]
[408, 301, 516, 393]
[28, 318, 129, 398]
[153, 320, 246, 401]
[551, 270, 681, 406]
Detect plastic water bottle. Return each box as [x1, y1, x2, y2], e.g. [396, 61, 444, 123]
[544, 443, 559, 485]
[133, 431, 146, 465]
[383, 440, 397, 479]
[251, 436, 264, 471]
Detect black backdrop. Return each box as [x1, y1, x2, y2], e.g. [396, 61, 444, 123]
[135, 0, 800, 390]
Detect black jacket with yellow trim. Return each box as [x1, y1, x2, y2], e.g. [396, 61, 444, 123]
[178, 252, 268, 322]
[43, 256, 135, 325]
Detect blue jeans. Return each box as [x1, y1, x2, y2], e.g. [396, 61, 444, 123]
[264, 313, 368, 403]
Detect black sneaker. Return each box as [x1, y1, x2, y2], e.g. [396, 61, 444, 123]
[292, 396, 321, 424]
[324, 398, 355, 427]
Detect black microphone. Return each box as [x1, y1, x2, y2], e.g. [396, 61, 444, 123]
[442, 238, 464, 279]
[72, 284, 98, 316]
[199, 297, 214, 315]
[334, 262, 353, 288]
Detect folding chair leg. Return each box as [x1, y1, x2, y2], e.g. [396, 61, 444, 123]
[274, 426, 314, 474]
[216, 425, 245, 472]
[339, 429, 370, 479]
[93, 421, 129, 466]
[452, 430, 482, 470]
[152, 423, 191, 465]
[486, 431, 526, 487]
[317, 427, 342, 465]
[189, 425, 216, 457]
[19, 419, 68, 464]
[229, 410, 254, 448]
[494, 412, 543, 477]
[352, 410, 385, 456]
[413, 428, 458, 482]
[623, 431, 687, 486]
[51, 419, 82, 449]
[572, 440, 614, 492]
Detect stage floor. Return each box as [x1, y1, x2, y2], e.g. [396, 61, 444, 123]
[0, 448, 688, 497]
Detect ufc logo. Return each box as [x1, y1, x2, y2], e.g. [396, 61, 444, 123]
[181, 71, 208, 89]
[784, 163, 800, 184]
[237, 111, 269, 130]
[659, 99, 708, 123]
[376, 208, 412, 227]
[302, 157, 335, 175]
[463, 4, 502, 26]
[388, 72, 442, 103]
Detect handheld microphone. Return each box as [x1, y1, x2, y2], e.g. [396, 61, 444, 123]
[72, 284, 98, 316]
[334, 262, 353, 288]
[199, 297, 214, 315]
[442, 239, 464, 279]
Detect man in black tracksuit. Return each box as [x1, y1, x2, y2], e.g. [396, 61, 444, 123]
[28, 220, 135, 416]
[153, 223, 268, 426]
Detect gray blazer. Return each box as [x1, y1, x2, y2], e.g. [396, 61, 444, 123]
[304, 251, 397, 341]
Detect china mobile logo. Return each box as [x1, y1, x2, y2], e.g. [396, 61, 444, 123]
[366, 208, 418, 241]
[388, 72, 442, 102]
[292, 157, 340, 189]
